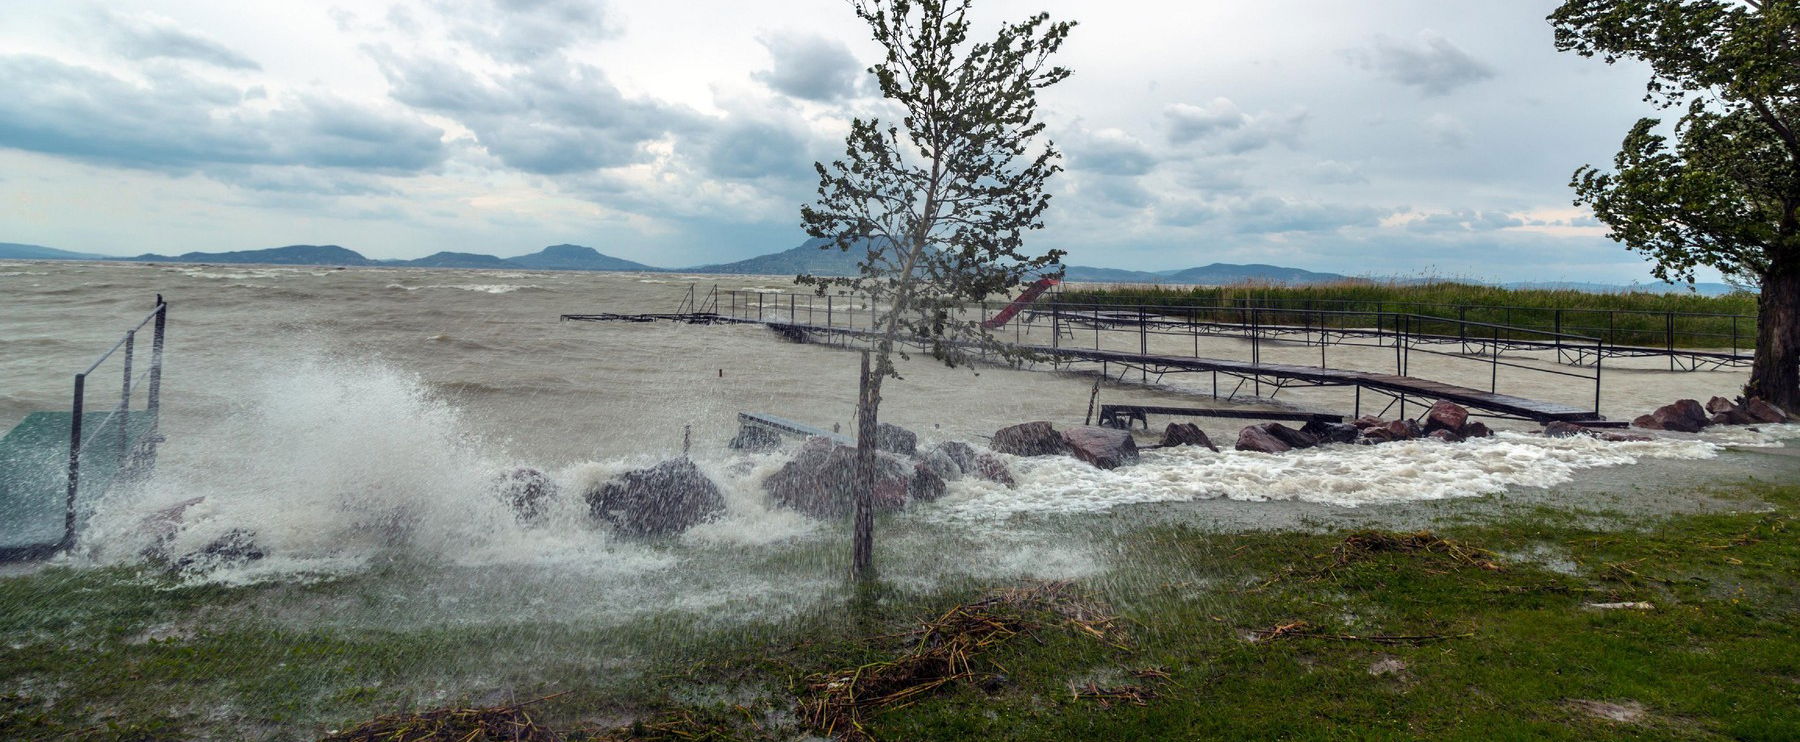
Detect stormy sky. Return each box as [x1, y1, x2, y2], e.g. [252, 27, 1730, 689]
[0, 0, 1709, 283]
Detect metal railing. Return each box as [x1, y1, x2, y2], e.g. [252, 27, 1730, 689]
[58, 295, 167, 551]
[714, 290, 1605, 418]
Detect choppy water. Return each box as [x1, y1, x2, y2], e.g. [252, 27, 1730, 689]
[1, 260, 1794, 624]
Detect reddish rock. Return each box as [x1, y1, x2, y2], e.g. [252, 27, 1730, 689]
[1161, 422, 1219, 452]
[1260, 423, 1319, 449]
[971, 454, 1016, 488]
[1673, 399, 1711, 427]
[992, 421, 1067, 457]
[1461, 421, 1494, 438]
[1650, 403, 1704, 433]
[1743, 398, 1792, 424]
[1706, 396, 1737, 414]
[1380, 420, 1415, 441]
[1599, 432, 1654, 443]
[1428, 428, 1463, 443]
[1061, 426, 1141, 470]
[1423, 401, 1470, 434]
[909, 461, 947, 502]
[1302, 420, 1361, 444]
[1543, 421, 1590, 438]
[1632, 414, 1663, 430]
[1235, 425, 1293, 454]
[1351, 415, 1386, 430]
[762, 438, 911, 518]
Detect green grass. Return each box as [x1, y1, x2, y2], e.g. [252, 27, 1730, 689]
[3, 483, 1797, 740]
[1056, 280, 1761, 350]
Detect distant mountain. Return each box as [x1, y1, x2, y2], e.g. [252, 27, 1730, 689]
[509, 244, 659, 271]
[1058, 266, 1165, 283]
[133, 244, 378, 266]
[1057, 262, 1348, 285]
[400, 251, 520, 269]
[0, 243, 107, 261]
[1501, 280, 1744, 297]
[686, 237, 870, 276]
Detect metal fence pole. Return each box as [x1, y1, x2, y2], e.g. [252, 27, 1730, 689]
[63, 373, 86, 550]
[148, 296, 166, 419]
[119, 330, 134, 459]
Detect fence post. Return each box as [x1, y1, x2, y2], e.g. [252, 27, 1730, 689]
[63, 373, 86, 551]
[1666, 311, 1675, 371]
[119, 330, 134, 460]
[148, 296, 165, 419]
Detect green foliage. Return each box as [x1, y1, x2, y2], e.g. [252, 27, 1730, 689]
[799, 0, 1074, 375]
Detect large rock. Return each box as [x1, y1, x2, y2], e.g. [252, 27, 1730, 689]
[1543, 421, 1590, 438]
[762, 438, 911, 518]
[1161, 422, 1220, 452]
[971, 453, 1016, 488]
[1235, 425, 1292, 454]
[875, 422, 918, 456]
[1706, 397, 1756, 425]
[173, 529, 265, 573]
[909, 460, 947, 501]
[1061, 426, 1140, 470]
[919, 447, 962, 482]
[1632, 414, 1663, 430]
[1351, 415, 1387, 430]
[1427, 428, 1463, 443]
[1462, 421, 1494, 439]
[1423, 401, 1469, 434]
[586, 458, 727, 536]
[1650, 402, 1706, 433]
[1301, 420, 1360, 444]
[493, 467, 559, 522]
[1742, 398, 1792, 424]
[1260, 423, 1319, 450]
[992, 421, 1067, 456]
[928, 441, 979, 471]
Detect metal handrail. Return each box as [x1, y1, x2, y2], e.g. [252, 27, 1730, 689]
[60, 295, 167, 552]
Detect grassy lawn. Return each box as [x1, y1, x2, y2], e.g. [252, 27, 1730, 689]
[3, 481, 1796, 741]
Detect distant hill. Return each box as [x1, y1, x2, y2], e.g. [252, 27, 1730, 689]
[1502, 280, 1743, 297]
[510, 244, 659, 271]
[1157, 263, 1346, 284]
[0, 243, 107, 261]
[133, 244, 378, 266]
[686, 237, 871, 277]
[400, 251, 520, 269]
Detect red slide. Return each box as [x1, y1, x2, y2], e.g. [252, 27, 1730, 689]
[981, 277, 1061, 330]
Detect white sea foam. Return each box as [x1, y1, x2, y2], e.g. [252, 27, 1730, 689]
[923, 429, 1781, 522]
[385, 283, 540, 294]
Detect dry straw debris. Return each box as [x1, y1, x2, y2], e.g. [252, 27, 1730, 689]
[321, 693, 566, 742]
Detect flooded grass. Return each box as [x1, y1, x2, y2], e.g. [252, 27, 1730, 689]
[3, 481, 1797, 740]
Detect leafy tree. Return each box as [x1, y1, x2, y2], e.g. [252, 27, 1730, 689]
[1552, 0, 1800, 409]
[799, 0, 1073, 578]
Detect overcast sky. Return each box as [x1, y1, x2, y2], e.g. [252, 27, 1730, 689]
[0, 0, 1714, 283]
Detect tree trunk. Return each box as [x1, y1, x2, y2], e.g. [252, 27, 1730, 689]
[1747, 265, 1800, 412]
[852, 351, 881, 580]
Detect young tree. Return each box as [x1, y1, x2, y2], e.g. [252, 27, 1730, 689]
[1551, 0, 1800, 409]
[799, 0, 1073, 578]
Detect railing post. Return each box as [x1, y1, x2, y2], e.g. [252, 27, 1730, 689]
[757, 292, 764, 321]
[1666, 311, 1675, 371]
[1554, 309, 1562, 351]
[119, 330, 134, 459]
[1594, 336, 1604, 416]
[63, 373, 85, 551]
[827, 295, 833, 328]
[149, 296, 166, 419]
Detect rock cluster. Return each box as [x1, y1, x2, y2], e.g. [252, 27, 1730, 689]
[1233, 402, 1495, 453]
[1631, 396, 1791, 432]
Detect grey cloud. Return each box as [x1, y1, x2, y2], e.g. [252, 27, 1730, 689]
[754, 32, 863, 102]
[436, 0, 610, 62]
[1405, 210, 1524, 233]
[100, 10, 261, 70]
[1309, 160, 1367, 185]
[0, 55, 445, 173]
[1070, 130, 1158, 176]
[1221, 196, 1389, 235]
[1350, 31, 1495, 96]
[701, 119, 813, 180]
[375, 51, 694, 174]
[1423, 113, 1470, 148]
[1164, 99, 1306, 153]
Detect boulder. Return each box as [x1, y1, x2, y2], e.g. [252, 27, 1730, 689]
[493, 467, 558, 522]
[728, 425, 784, 452]
[875, 422, 918, 456]
[1427, 428, 1463, 443]
[1710, 412, 1737, 427]
[909, 461, 948, 502]
[1461, 421, 1494, 438]
[1543, 421, 1590, 438]
[1742, 398, 1792, 424]
[971, 453, 1017, 488]
[173, 529, 265, 572]
[1632, 414, 1663, 430]
[1301, 420, 1360, 445]
[1671, 399, 1712, 428]
[1381, 420, 1416, 441]
[919, 448, 962, 482]
[928, 441, 979, 472]
[1650, 403, 1705, 433]
[991, 421, 1067, 457]
[1706, 396, 1737, 415]
[1599, 432, 1654, 443]
[1351, 415, 1386, 430]
[1423, 401, 1470, 434]
[1260, 423, 1319, 450]
[1061, 426, 1141, 470]
[1161, 422, 1220, 452]
[762, 438, 911, 518]
[1405, 419, 1426, 438]
[587, 458, 727, 536]
[1235, 425, 1292, 454]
